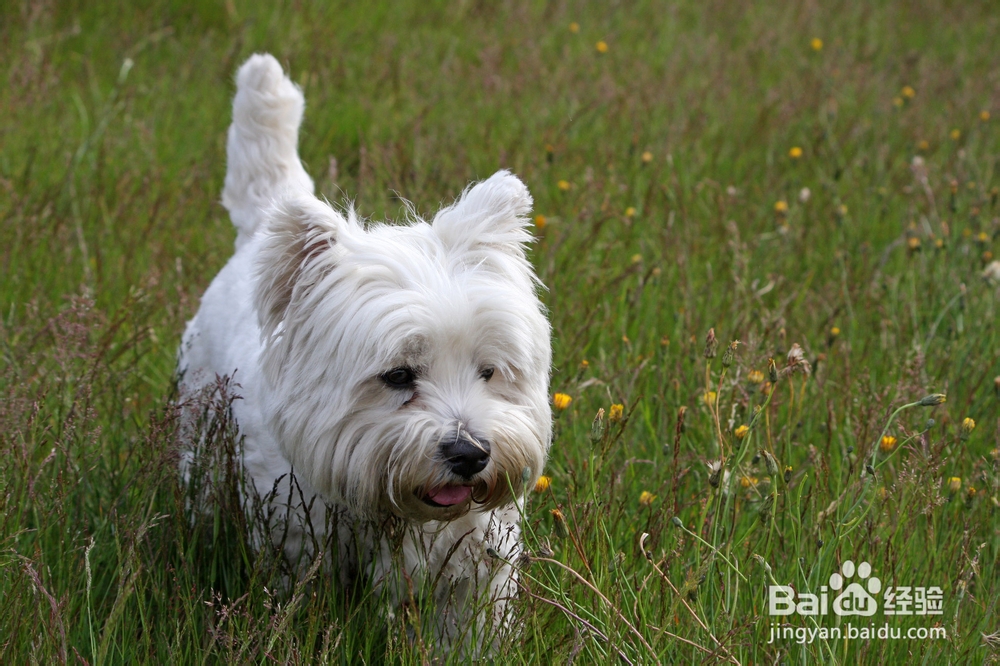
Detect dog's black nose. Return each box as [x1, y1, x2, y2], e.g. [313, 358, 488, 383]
[440, 435, 491, 478]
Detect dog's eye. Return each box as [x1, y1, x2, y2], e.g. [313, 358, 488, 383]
[381, 367, 416, 388]
[479, 366, 495, 382]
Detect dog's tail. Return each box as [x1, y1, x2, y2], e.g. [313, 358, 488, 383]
[222, 54, 314, 249]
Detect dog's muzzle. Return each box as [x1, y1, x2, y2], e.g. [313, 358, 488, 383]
[440, 432, 491, 479]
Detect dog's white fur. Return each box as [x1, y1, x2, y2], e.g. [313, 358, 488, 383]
[177, 54, 551, 646]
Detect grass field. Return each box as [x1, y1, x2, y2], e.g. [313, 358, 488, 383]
[2, 0, 999, 663]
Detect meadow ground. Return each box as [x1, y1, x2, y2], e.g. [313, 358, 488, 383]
[2, 1, 999, 663]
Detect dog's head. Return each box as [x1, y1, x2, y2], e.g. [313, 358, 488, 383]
[253, 171, 551, 522]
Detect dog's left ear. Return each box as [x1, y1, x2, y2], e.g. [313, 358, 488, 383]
[255, 196, 345, 342]
[432, 170, 533, 256]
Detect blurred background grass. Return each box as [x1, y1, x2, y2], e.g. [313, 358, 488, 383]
[2, 0, 998, 663]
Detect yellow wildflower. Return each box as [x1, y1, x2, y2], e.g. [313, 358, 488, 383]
[641, 151, 653, 163]
[830, 326, 841, 337]
[569, 22, 580, 33]
[789, 146, 803, 159]
[740, 476, 758, 489]
[609, 403, 624, 422]
[735, 425, 750, 440]
[947, 477, 962, 494]
[534, 214, 547, 229]
[557, 180, 571, 191]
[880, 435, 897, 453]
[901, 85, 916, 99]
[639, 490, 656, 506]
[950, 128, 961, 141]
[918, 139, 930, 151]
[810, 37, 823, 51]
[774, 200, 789, 214]
[550, 509, 569, 538]
[625, 207, 637, 217]
[961, 417, 976, 435]
[980, 110, 990, 122]
[595, 40, 608, 53]
[534, 475, 551, 493]
[702, 391, 717, 406]
[553, 393, 572, 410]
[748, 370, 764, 384]
[580, 359, 589, 369]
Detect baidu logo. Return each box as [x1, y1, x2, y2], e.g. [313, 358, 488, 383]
[829, 560, 880, 616]
[769, 560, 882, 617]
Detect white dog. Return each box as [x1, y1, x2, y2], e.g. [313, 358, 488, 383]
[177, 54, 552, 648]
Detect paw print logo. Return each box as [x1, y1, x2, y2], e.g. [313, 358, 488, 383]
[831, 560, 881, 616]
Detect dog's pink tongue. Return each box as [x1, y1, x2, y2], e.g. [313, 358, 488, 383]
[428, 485, 472, 506]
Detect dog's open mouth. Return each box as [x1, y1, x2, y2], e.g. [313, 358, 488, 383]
[421, 485, 473, 507]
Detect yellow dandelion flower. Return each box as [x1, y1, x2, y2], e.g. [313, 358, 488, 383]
[553, 393, 572, 410]
[977, 231, 989, 243]
[580, 359, 589, 369]
[557, 180, 571, 191]
[534, 475, 552, 493]
[917, 139, 930, 151]
[534, 214, 547, 229]
[836, 203, 848, 217]
[934, 238, 945, 249]
[609, 403, 624, 422]
[740, 475, 758, 489]
[747, 370, 764, 384]
[893, 97, 904, 108]
[595, 40, 608, 53]
[760, 380, 772, 395]
[901, 85, 916, 99]
[639, 490, 656, 506]
[789, 146, 803, 159]
[947, 477, 962, 494]
[660, 336, 670, 346]
[569, 22, 580, 33]
[550, 508, 569, 538]
[980, 110, 990, 122]
[831, 326, 841, 337]
[810, 37, 823, 51]
[641, 151, 653, 163]
[880, 435, 897, 453]
[702, 390, 717, 406]
[734, 425, 750, 440]
[774, 200, 789, 214]
[625, 206, 637, 218]
[907, 237, 922, 251]
[961, 417, 976, 434]
[950, 128, 961, 141]
[630, 253, 642, 263]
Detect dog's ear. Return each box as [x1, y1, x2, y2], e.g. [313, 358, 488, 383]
[255, 196, 344, 342]
[432, 170, 533, 256]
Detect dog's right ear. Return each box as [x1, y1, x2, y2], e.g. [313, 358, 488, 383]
[254, 196, 345, 342]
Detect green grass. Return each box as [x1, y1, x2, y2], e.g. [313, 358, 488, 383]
[2, 0, 999, 663]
